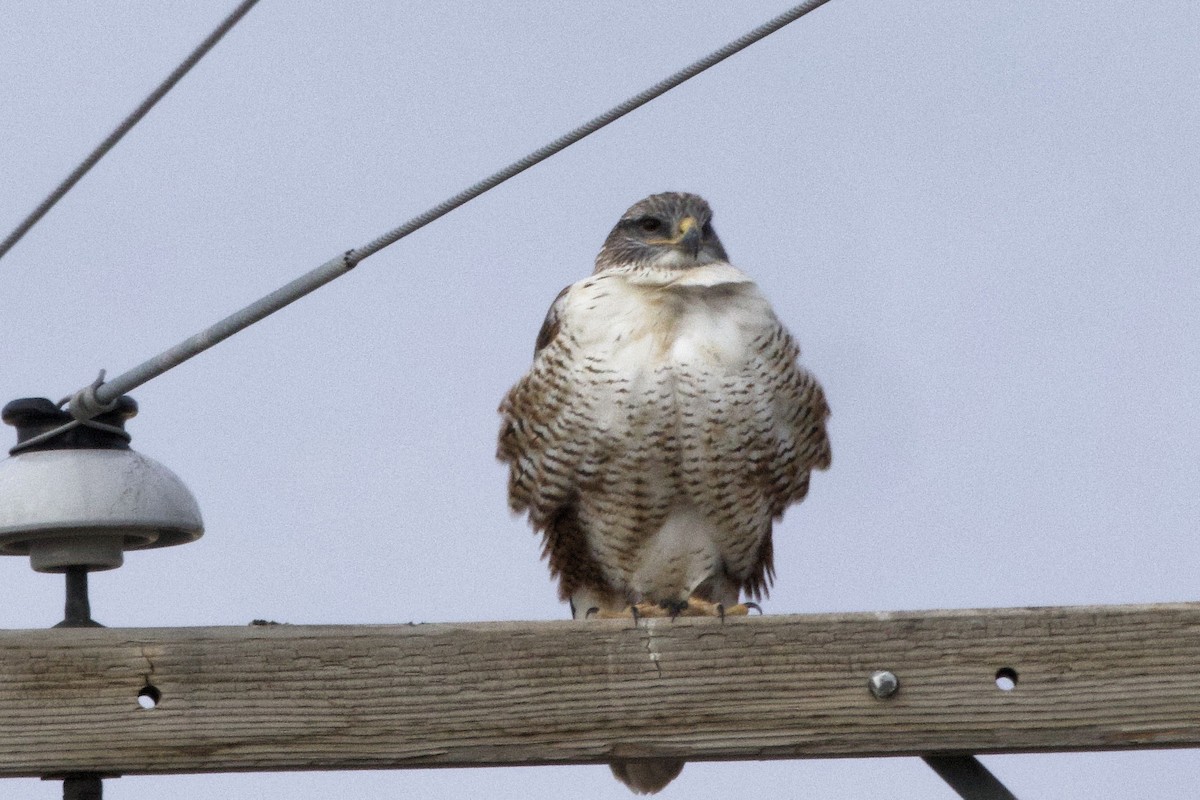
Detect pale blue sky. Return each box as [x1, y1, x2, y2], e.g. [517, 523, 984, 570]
[2, 2, 1199, 797]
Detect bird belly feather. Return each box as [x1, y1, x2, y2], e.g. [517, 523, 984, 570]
[564, 267, 778, 604]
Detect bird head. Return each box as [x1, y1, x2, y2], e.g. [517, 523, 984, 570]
[595, 192, 728, 273]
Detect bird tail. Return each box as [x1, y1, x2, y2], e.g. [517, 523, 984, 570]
[609, 758, 685, 794]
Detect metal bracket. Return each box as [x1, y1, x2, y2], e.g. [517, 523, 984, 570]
[924, 755, 1018, 800]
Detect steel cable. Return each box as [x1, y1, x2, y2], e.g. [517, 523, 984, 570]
[0, 0, 260, 262]
[353, 0, 833, 260]
[60, 0, 832, 418]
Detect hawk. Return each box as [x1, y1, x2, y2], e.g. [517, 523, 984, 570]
[497, 192, 831, 794]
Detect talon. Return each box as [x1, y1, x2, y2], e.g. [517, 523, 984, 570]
[708, 601, 760, 617]
[660, 599, 688, 619]
[630, 605, 641, 624]
[674, 597, 726, 617]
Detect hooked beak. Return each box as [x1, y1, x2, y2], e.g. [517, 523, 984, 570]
[677, 216, 702, 258]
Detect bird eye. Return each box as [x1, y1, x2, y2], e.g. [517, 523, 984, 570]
[638, 217, 663, 233]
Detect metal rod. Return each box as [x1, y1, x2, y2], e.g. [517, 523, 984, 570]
[55, 577, 108, 797]
[0, 0, 260, 262]
[62, 774, 103, 800]
[93, 251, 358, 405]
[923, 756, 1019, 800]
[70, 0, 832, 413]
[54, 566, 102, 628]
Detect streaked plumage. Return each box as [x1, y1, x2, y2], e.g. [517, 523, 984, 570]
[497, 192, 830, 794]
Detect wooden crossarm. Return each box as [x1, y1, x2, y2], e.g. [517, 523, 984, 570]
[1, 602, 1198, 778]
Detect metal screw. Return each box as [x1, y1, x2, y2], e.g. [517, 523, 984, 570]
[868, 670, 899, 698]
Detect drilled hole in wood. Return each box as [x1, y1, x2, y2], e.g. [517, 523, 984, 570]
[137, 684, 162, 709]
[995, 667, 1018, 691]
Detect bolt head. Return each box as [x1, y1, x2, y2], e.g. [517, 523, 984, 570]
[868, 670, 899, 698]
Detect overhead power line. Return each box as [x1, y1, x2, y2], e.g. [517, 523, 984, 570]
[0, 0, 260, 262]
[62, 0, 833, 420]
[351, 0, 835, 261]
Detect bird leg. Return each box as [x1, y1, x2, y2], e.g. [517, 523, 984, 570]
[680, 598, 762, 618]
[588, 602, 673, 619]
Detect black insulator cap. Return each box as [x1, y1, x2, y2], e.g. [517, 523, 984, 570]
[3, 396, 138, 454]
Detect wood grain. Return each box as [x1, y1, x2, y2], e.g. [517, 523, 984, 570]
[1, 603, 1198, 777]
